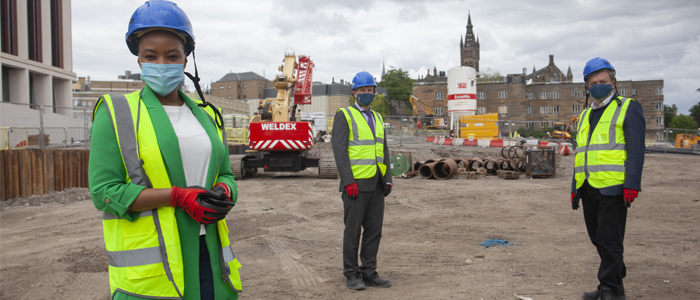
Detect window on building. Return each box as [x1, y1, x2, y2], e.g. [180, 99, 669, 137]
[632, 88, 638, 95]
[220, 85, 224, 89]
[27, 0, 42, 62]
[550, 91, 559, 99]
[477, 91, 485, 100]
[573, 105, 580, 113]
[540, 91, 547, 100]
[572, 90, 581, 98]
[657, 117, 663, 125]
[526, 122, 534, 128]
[50, 0, 63, 68]
[1, 0, 18, 55]
[243, 95, 246, 99]
[526, 92, 533, 100]
[243, 84, 246, 88]
[228, 96, 231, 99]
[436, 107, 443, 115]
[552, 106, 559, 114]
[619, 88, 627, 96]
[526, 106, 534, 115]
[656, 102, 663, 111]
[435, 92, 443, 101]
[541, 121, 549, 128]
[499, 105, 508, 114]
[656, 87, 663, 96]
[513, 76, 521, 84]
[213, 86, 217, 90]
[477, 107, 486, 115]
[498, 90, 507, 99]
[228, 85, 231, 89]
[540, 106, 549, 114]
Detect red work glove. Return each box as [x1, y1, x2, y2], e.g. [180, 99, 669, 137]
[345, 183, 358, 199]
[623, 188, 638, 207]
[170, 186, 230, 224]
[212, 183, 233, 203]
[571, 193, 580, 210]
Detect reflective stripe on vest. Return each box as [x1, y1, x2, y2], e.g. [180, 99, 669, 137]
[98, 91, 241, 298]
[574, 96, 632, 189]
[340, 107, 386, 179]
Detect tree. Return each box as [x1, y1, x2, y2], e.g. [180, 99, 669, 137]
[664, 104, 677, 128]
[347, 94, 390, 116]
[689, 101, 700, 127]
[378, 68, 415, 115]
[668, 114, 699, 130]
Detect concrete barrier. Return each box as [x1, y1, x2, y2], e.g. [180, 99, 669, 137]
[478, 139, 491, 148]
[464, 140, 478, 147]
[490, 139, 504, 148]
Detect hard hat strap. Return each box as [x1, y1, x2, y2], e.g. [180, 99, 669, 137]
[185, 51, 223, 130]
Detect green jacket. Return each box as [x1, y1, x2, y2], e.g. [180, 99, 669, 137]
[89, 85, 239, 300]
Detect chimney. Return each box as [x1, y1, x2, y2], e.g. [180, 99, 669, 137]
[340, 79, 344, 84]
[523, 68, 527, 75]
[549, 54, 554, 66]
[332, 77, 335, 83]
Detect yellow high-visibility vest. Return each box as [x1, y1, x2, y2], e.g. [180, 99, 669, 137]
[339, 107, 386, 179]
[575, 96, 634, 189]
[96, 91, 242, 299]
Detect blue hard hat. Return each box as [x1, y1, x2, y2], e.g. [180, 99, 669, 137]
[583, 57, 614, 80]
[126, 0, 195, 56]
[351, 71, 377, 90]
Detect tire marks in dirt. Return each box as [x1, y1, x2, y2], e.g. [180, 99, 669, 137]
[261, 233, 323, 286]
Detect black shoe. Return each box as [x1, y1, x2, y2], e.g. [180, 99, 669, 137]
[362, 272, 391, 288]
[581, 289, 599, 300]
[599, 286, 626, 300]
[345, 273, 366, 290]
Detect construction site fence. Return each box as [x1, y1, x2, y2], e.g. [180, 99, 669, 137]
[0, 149, 90, 201]
[0, 104, 92, 150]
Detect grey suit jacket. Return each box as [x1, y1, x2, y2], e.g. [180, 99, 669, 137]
[331, 107, 392, 193]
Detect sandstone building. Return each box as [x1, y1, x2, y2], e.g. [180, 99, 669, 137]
[412, 15, 665, 140]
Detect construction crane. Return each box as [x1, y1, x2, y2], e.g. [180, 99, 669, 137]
[409, 95, 446, 129]
[230, 49, 338, 179]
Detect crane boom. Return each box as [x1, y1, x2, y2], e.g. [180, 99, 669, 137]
[294, 55, 314, 105]
[409, 95, 433, 116]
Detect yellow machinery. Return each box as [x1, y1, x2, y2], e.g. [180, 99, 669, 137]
[459, 113, 498, 140]
[409, 95, 446, 129]
[552, 116, 579, 142]
[675, 130, 700, 148]
[256, 49, 302, 122]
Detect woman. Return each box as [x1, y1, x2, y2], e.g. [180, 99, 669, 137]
[88, 1, 242, 299]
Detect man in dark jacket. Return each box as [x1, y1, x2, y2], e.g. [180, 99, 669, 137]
[572, 57, 645, 300]
[332, 71, 393, 291]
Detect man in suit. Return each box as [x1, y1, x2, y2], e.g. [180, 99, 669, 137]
[332, 71, 393, 291]
[572, 57, 645, 300]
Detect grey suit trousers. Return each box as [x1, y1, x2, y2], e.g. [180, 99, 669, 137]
[342, 178, 385, 278]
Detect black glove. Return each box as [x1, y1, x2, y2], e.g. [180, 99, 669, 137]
[384, 184, 392, 197]
[571, 192, 581, 210]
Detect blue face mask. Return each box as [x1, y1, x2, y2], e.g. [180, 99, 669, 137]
[356, 93, 375, 106]
[588, 84, 613, 100]
[141, 63, 185, 96]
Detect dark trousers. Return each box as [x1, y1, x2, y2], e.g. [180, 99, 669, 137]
[581, 181, 627, 294]
[200, 235, 215, 300]
[342, 180, 385, 278]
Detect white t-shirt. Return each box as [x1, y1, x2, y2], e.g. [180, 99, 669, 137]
[162, 103, 212, 235]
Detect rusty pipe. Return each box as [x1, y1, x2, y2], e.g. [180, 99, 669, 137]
[413, 162, 423, 172]
[419, 162, 437, 179]
[433, 158, 458, 180]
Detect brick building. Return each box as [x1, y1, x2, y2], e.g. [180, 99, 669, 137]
[210, 72, 272, 101]
[412, 15, 665, 140]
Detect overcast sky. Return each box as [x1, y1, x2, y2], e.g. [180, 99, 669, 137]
[72, 0, 700, 113]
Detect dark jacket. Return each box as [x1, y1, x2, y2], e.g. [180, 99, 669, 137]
[332, 106, 392, 193]
[571, 94, 645, 195]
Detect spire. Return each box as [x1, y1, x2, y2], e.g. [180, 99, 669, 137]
[381, 58, 386, 79]
[460, 35, 463, 48]
[476, 35, 480, 46]
[532, 65, 536, 74]
[567, 65, 573, 82]
[465, 11, 474, 40]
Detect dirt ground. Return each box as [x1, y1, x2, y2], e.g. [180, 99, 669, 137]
[1, 145, 699, 300]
